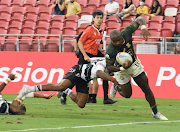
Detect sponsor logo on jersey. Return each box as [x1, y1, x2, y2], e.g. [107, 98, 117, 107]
[126, 43, 131, 48]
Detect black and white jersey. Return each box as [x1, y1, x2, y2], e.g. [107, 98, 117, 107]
[80, 58, 107, 82]
[0, 94, 10, 115]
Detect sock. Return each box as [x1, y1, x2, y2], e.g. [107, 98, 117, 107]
[92, 94, 97, 100]
[88, 94, 92, 99]
[103, 80, 108, 100]
[62, 92, 67, 98]
[29, 85, 42, 92]
[151, 104, 158, 114]
[64, 88, 72, 96]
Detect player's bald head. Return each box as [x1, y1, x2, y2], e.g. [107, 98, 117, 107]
[110, 29, 123, 43]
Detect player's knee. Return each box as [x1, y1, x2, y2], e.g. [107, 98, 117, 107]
[124, 95, 131, 98]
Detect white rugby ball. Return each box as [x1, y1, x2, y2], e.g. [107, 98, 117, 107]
[116, 52, 133, 65]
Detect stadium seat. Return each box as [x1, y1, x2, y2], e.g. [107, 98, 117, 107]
[164, 16, 176, 24]
[82, 7, 94, 14]
[144, 0, 153, 8]
[162, 22, 175, 32]
[166, 0, 179, 8]
[143, 15, 150, 23]
[37, 0, 50, 8]
[76, 0, 87, 7]
[4, 30, 21, 51]
[79, 15, 93, 23]
[39, 7, 52, 16]
[19, 30, 35, 51]
[51, 23, 64, 31]
[108, 15, 118, 21]
[32, 30, 48, 52]
[0, 14, 11, 22]
[63, 42, 74, 52]
[79, 23, 91, 28]
[159, 0, 166, 8]
[9, 21, 23, 30]
[64, 20, 78, 30]
[66, 15, 79, 23]
[87, 0, 100, 8]
[11, 14, 24, 22]
[0, 7, 12, 15]
[77, 27, 85, 34]
[148, 21, 162, 31]
[122, 20, 132, 28]
[96, 6, 105, 12]
[100, 0, 109, 5]
[79, 12, 91, 17]
[12, 7, 26, 16]
[0, 0, 11, 7]
[106, 22, 121, 29]
[115, 0, 125, 7]
[0, 30, 7, 45]
[23, 0, 36, 8]
[24, 14, 38, 23]
[176, 20, 180, 34]
[164, 8, 178, 16]
[37, 22, 50, 31]
[11, 0, 24, 7]
[106, 20, 120, 27]
[147, 29, 161, 41]
[63, 27, 77, 40]
[51, 15, 65, 24]
[47, 30, 62, 52]
[132, 0, 139, 7]
[161, 29, 173, 41]
[101, 22, 106, 31]
[38, 14, 51, 23]
[26, 7, 39, 16]
[23, 21, 36, 30]
[0, 21, 9, 30]
[150, 16, 163, 23]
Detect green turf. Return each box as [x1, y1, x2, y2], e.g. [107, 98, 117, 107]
[0, 94, 180, 132]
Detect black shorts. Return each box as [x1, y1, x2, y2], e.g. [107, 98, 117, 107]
[63, 65, 89, 94]
[78, 50, 104, 64]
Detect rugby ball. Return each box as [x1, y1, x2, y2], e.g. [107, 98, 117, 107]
[116, 52, 133, 65]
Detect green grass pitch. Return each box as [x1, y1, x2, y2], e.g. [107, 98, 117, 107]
[0, 94, 180, 132]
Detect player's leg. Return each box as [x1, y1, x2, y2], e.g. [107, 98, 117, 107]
[111, 71, 132, 98]
[91, 79, 98, 103]
[103, 80, 118, 105]
[86, 82, 93, 103]
[133, 73, 168, 120]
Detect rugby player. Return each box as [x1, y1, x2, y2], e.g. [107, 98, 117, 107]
[17, 58, 126, 108]
[105, 16, 168, 120]
[0, 74, 53, 115]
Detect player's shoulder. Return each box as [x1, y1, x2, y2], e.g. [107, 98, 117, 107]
[106, 42, 115, 52]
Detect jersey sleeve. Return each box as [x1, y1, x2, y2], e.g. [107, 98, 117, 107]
[96, 60, 106, 71]
[114, 2, 119, 9]
[79, 29, 90, 43]
[105, 45, 116, 62]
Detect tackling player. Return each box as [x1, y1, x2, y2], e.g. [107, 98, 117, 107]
[105, 16, 168, 120]
[17, 58, 125, 108]
[0, 74, 53, 115]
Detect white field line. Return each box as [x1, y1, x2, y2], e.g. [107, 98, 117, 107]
[0, 120, 180, 132]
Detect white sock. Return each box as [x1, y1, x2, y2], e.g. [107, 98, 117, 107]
[29, 85, 42, 92]
[64, 88, 72, 96]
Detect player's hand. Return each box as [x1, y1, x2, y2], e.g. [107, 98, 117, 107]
[113, 79, 119, 86]
[43, 93, 54, 99]
[140, 28, 151, 40]
[84, 55, 90, 62]
[122, 59, 132, 69]
[8, 73, 16, 80]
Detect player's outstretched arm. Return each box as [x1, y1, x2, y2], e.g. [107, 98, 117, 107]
[133, 16, 150, 40]
[106, 60, 121, 72]
[0, 73, 15, 93]
[96, 70, 119, 86]
[34, 93, 54, 99]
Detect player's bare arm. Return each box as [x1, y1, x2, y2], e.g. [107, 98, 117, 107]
[96, 70, 119, 86]
[34, 93, 54, 99]
[132, 16, 150, 40]
[106, 60, 120, 72]
[78, 40, 90, 62]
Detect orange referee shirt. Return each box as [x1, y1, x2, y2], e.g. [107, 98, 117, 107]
[79, 25, 104, 55]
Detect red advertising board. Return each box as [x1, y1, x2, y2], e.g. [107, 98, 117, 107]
[0, 52, 180, 99]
